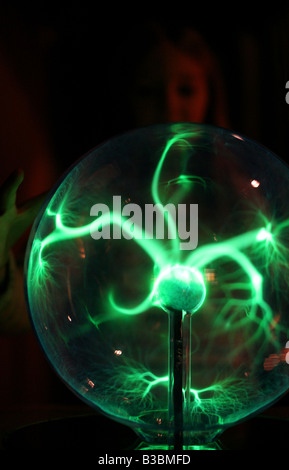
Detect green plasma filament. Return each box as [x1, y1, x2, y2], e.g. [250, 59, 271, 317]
[104, 362, 258, 424]
[31, 130, 282, 321]
[29, 129, 287, 338]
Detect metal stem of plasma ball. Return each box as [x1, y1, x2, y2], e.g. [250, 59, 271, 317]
[169, 309, 184, 451]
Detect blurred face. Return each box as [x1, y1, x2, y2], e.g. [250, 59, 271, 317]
[129, 41, 209, 127]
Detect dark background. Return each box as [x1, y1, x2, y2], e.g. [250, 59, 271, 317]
[1, 4, 289, 168]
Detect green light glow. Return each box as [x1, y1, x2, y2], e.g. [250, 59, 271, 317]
[111, 359, 169, 406]
[153, 265, 206, 313]
[256, 227, 272, 243]
[30, 127, 285, 357]
[31, 130, 280, 323]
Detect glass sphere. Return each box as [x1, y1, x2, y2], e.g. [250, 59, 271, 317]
[25, 123, 289, 448]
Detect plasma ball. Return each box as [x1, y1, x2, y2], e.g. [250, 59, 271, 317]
[154, 265, 206, 313]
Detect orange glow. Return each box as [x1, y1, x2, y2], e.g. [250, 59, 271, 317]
[77, 239, 86, 258]
[205, 269, 216, 282]
[232, 134, 244, 141]
[250, 179, 260, 188]
[114, 349, 123, 356]
[87, 378, 95, 388]
[264, 354, 281, 371]
[264, 346, 289, 370]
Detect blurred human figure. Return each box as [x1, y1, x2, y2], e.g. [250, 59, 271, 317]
[0, 24, 57, 334]
[0, 13, 61, 407]
[0, 20, 229, 408]
[105, 22, 229, 138]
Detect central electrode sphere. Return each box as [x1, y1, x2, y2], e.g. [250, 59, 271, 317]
[154, 265, 206, 313]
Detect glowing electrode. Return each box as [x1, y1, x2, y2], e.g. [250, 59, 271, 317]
[153, 264, 206, 449]
[154, 265, 206, 313]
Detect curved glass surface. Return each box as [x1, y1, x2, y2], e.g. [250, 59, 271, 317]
[25, 123, 289, 448]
